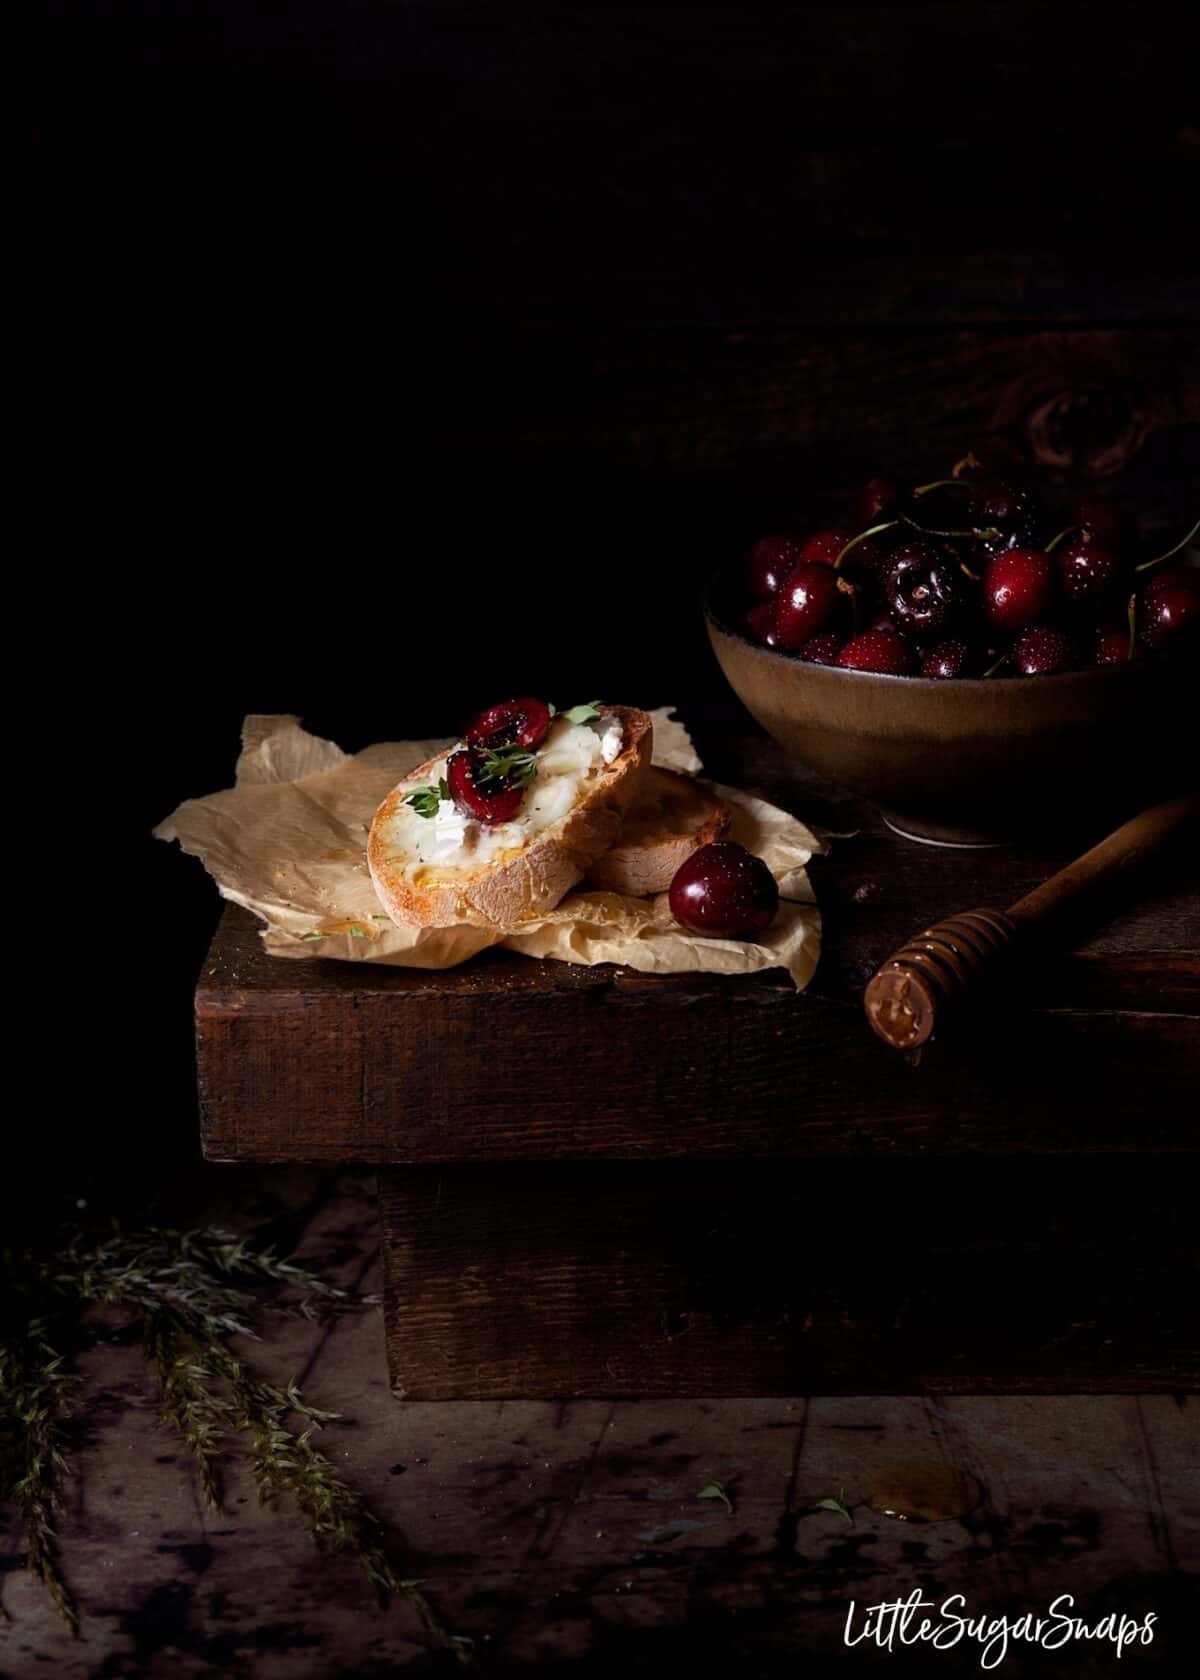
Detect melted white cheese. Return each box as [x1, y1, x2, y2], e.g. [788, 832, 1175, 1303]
[384, 715, 623, 877]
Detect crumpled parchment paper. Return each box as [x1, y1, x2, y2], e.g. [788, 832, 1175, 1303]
[155, 709, 823, 987]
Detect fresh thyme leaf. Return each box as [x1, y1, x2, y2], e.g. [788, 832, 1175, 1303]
[547, 702, 557, 717]
[810, 1487, 854, 1524]
[477, 747, 536, 790]
[370, 914, 390, 920]
[300, 932, 327, 941]
[348, 926, 367, 938]
[561, 701, 602, 725]
[402, 784, 443, 820]
[697, 1478, 734, 1513]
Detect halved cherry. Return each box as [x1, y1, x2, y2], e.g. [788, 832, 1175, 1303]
[447, 749, 524, 824]
[465, 697, 552, 751]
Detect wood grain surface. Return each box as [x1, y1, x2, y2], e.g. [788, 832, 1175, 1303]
[3, 1170, 1197, 1676]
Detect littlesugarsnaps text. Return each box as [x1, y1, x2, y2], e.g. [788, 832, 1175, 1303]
[843, 1592, 1156, 1669]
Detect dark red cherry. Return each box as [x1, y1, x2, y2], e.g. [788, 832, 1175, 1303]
[983, 547, 1056, 631]
[1139, 582, 1200, 647]
[447, 749, 524, 825]
[745, 603, 777, 645]
[835, 628, 916, 675]
[1057, 541, 1123, 606]
[799, 529, 854, 568]
[669, 841, 779, 941]
[797, 630, 844, 665]
[1144, 564, 1200, 601]
[859, 477, 898, 525]
[748, 536, 806, 601]
[771, 562, 841, 649]
[885, 542, 970, 638]
[1013, 624, 1078, 676]
[466, 697, 551, 751]
[920, 639, 975, 679]
[970, 475, 1047, 547]
[1095, 628, 1132, 666]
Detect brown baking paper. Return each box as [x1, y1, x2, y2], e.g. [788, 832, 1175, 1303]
[155, 710, 823, 988]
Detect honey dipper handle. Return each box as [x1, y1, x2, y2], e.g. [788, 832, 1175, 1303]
[1005, 796, 1199, 932]
[864, 795, 1198, 1052]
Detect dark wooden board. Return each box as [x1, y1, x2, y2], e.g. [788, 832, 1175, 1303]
[195, 736, 1199, 1165]
[380, 1158, 1200, 1399]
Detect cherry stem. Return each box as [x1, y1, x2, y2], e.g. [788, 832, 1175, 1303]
[905, 521, 1002, 542]
[912, 454, 982, 497]
[982, 648, 1011, 678]
[1126, 591, 1138, 660]
[834, 520, 898, 569]
[912, 478, 957, 497]
[1133, 515, 1200, 574]
[1045, 524, 1086, 555]
[951, 451, 982, 478]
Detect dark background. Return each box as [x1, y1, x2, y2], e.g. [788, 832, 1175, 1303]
[16, 3, 1199, 1177]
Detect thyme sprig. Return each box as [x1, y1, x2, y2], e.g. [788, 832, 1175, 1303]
[403, 777, 450, 819]
[476, 745, 537, 790]
[1, 1225, 471, 1664]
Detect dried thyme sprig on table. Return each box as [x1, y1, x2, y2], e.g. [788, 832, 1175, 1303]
[0, 1320, 80, 1633]
[0, 1224, 473, 1665]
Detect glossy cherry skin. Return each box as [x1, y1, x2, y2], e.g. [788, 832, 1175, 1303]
[745, 603, 777, 645]
[669, 841, 779, 941]
[835, 628, 916, 675]
[970, 475, 1046, 547]
[1012, 624, 1078, 676]
[859, 476, 898, 525]
[770, 562, 841, 649]
[447, 749, 524, 824]
[1139, 581, 1200, 647]
[1095, 628, 1132, 665]
[799, 529, 854, 568]
[983, 547, 1057, 631]
[748, 536, 806, 601]
[1145, 564, 1200, 601]
[920, 639, 975, 679]
[1057, 541, 1123, 607]
[797, 630, 844, 665]
[885, 541, 970, 638]
[465, 698, 551, 751]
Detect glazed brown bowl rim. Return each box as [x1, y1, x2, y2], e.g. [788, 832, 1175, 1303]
[703, 574, 1156, 692]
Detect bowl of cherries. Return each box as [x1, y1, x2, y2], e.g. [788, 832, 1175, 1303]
[705, 457, 1197, 844]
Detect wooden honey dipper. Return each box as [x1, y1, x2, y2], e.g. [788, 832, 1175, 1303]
[864, 795, 1198, 1050]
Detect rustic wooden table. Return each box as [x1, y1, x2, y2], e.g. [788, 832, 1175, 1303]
[194, 731, 1199, 1401]
[5, 1168, 1198, 1677]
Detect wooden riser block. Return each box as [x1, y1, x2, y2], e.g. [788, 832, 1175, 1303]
[379, 1159, 1200, 1400]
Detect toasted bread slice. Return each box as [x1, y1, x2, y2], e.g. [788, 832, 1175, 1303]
[368, 705, 652, 929]
[586, 766, 731, 895]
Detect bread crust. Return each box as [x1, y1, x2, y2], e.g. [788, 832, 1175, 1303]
[587, 767, 731, 895]
[368, 706, 652, 928]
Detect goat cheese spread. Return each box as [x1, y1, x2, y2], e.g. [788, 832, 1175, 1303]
[390, 714, 624, 875]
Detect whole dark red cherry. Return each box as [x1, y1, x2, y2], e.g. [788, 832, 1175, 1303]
[970, 475, 1047, 547]
[1057, 541, 1123, 606]
[799, 529, 854, 568]
[466, 697, 551, 751]
[1095, 628, 1132, 666]
[669, 840, 779, 941]
[885, 541, 970, 638]
[920, 639, 975, 679]
[983, 547, 1056, 630]
[798, 630, 844, 665]
[859, 477, 898, 524]
[771, 562, 841, 648]
[1013, 624, 1078, 676]
[745, 603, 777, 645]
[447, 749, 524, 824]
[748, 536, 806, 601]
[1139, 581, 1200, 647]
[835, 628, 916, 675]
